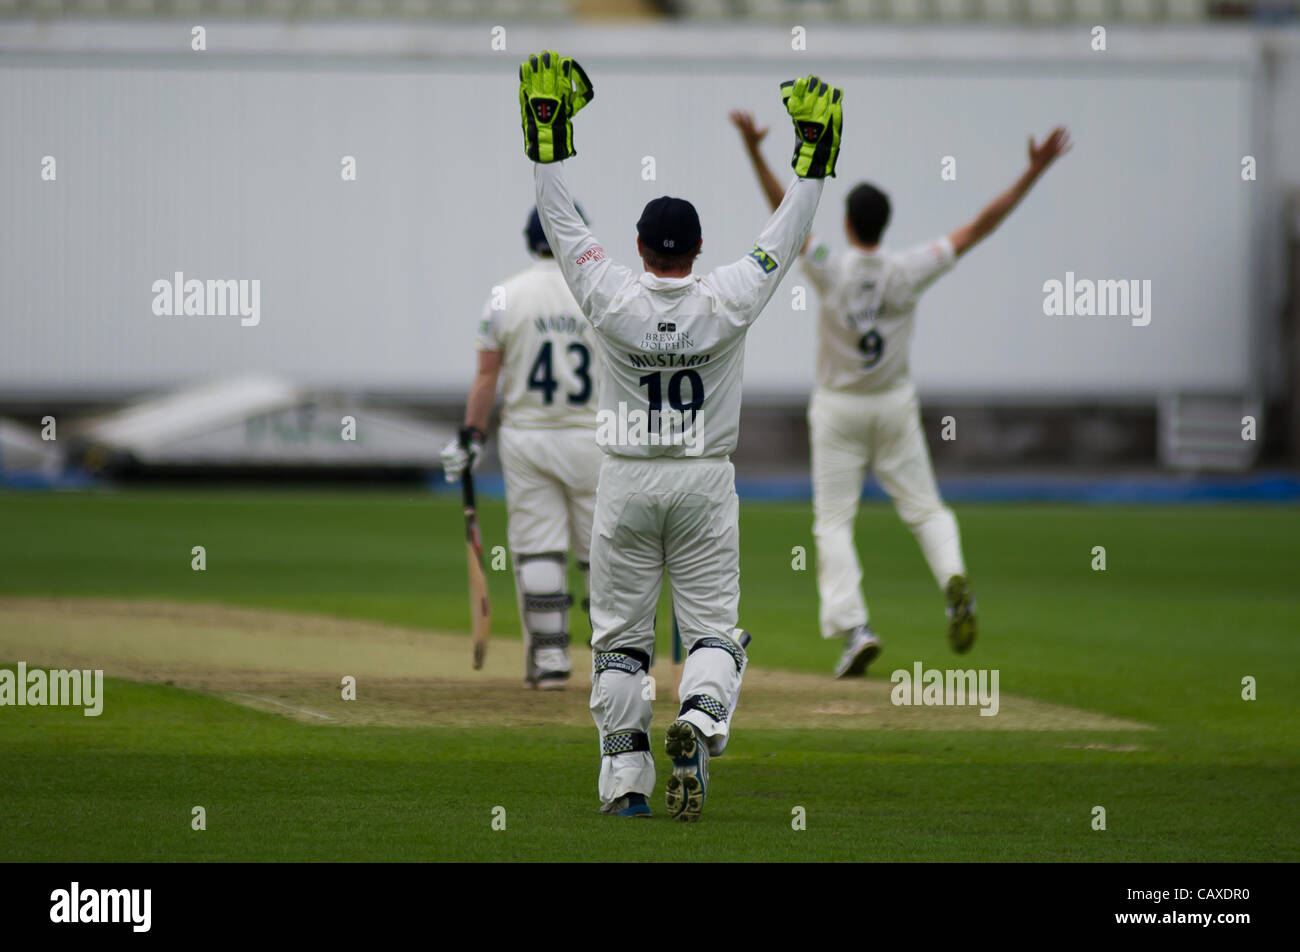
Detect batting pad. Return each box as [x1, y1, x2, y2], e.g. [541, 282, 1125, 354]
[677, 636, 748, 757]
[516, 553, 571, 681]
[589, 650, 654, 804]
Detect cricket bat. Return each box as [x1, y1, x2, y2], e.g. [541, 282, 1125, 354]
[461, 456, 491, 670]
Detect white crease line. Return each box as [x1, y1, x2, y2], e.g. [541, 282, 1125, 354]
[230, 692, 334, 721]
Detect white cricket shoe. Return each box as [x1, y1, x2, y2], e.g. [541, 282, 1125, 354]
[528, 645, 570, 689]
[833, 624, 881, 678]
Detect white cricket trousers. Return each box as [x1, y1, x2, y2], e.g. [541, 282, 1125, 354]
[497, 425, 603, 681]
[808, 382, 966, 640]
[496, 425, 602, 557]
[587, 455, 748, 805]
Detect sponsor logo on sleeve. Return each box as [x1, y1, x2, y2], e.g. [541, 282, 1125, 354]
[575, 246, 606, 267]
[747, 245, 778, 274]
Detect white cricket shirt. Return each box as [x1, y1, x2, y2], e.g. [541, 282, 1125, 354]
[534, 162, 823, 459]
[476, 258, 599, 429]
[802, 236, 956, 393]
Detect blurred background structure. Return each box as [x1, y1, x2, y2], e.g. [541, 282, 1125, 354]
[0, 1, 1297, 22]
[1, 2, 1297, 497]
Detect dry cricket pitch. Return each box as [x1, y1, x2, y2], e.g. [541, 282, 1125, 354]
[0, 598, 1151, 734]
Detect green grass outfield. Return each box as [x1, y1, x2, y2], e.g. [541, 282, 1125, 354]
[1, 489, 1297, 861]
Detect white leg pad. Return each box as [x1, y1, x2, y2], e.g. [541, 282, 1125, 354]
[589, 651, 655, 804]
[516, 553, 571, 680]
[677, 634, 747, 757]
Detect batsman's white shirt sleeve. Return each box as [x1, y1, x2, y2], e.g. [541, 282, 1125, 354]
[707, 176, 824, 327]
[475, 294, 503, 352]
[534, 162, 636, 328]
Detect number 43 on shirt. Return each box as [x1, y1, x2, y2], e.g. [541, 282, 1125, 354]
[527, 340, 593, 405]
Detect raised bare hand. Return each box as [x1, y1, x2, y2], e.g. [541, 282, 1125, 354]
[1029, 126, 1072, 172]
[729, 110, 770, 151]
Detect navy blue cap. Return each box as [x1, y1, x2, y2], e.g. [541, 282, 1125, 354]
[636, 197, 701, 255]
[526, 204, 585, 256]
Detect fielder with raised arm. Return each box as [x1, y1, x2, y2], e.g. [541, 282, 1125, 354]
[731, 110, 1070, 678]
[441, 208, 603, 690]
[519, 51, 842, 820]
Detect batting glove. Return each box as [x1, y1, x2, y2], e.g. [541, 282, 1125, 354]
[441, 426, 485, 483]
[781, 75, 843, 179]
[519, 50, 595, 163]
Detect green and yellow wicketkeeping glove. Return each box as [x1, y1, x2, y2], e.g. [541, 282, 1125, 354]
[781, 75, 843, 179]
[519, 50, 595, 163]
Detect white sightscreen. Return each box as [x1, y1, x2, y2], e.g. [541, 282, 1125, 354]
[0, 31, 1259, 400]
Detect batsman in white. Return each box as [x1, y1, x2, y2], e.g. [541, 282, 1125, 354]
[441, 207, 603, 690]
[519, 50, 842, 820]
[732, 110, 1071, 677]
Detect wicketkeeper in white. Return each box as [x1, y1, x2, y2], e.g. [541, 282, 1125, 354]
[520, 51, 842, 819]
[732, 111, 1070, 677]
[441, 206, 603, 690]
